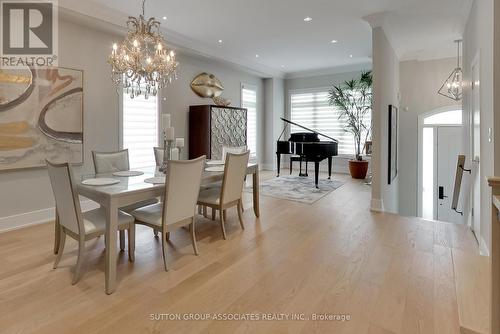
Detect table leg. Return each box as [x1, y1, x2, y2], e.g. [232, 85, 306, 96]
[252, 169, 260, 217]
[54, 208, 60, 254]
[314, 162, 319, 188]
[105, 201, 118, 294]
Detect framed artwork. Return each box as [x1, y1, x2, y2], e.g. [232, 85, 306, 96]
[388, 105, 398, 184]
[0, 67, 83, 171]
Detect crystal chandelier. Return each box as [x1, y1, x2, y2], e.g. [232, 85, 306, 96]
[438, 40, 463, 101]
[108, 0, 178, 99]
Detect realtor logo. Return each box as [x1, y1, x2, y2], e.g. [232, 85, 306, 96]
[1, 0, 58, 67]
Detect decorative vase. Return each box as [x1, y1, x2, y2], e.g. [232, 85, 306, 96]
[348, 160, 369, 179]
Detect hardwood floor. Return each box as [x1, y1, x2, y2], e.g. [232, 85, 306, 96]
[0, 171, 478, 334]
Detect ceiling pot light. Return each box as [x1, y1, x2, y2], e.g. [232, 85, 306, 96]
[255, 54, 259, 58]
[304, 17, 312, 22]
[218, 39, 223, 43]
[331, 40, 338, 44]
[438, 40, 463, 101]
[162, 16, 167, 20]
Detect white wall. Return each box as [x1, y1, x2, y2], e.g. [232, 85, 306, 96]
[462, 0, 494, 254]
[263, 78, 285, 170]
[398, 58, 460, 216]
[371, 27, 400, 213]
[0, 18, 265, 232]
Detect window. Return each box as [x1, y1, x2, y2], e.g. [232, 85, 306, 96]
[122, 91, 158, 169]
[290, 89, 371, 155]
[423, 109, 462, 125]
[241, 84, 257, 158]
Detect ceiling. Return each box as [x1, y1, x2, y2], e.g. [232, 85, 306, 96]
[59, 0, 473, 78]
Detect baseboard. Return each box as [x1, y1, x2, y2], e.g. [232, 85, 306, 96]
[370, 198, 385, 212]
[260, 163, 275, 171]
[0, 200, 99, 234]
[479, 237, 490, 257]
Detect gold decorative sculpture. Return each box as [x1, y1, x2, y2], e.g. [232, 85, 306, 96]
[212, 96, 231, 107]
[190, 72, 224, 98]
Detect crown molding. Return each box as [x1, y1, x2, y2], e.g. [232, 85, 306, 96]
[285, 62, 372, 79]
[58, 1, 285, 78]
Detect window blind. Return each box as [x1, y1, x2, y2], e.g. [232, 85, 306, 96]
[241, 86, 257, 158]
[122, 92, 158, 169]
[290, 90, 371, 155]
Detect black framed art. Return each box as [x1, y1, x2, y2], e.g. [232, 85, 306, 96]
[388, 105, 398, 184]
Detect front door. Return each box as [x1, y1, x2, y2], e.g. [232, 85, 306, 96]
[436, 127, 463, 224]
[471, 59, 481, 236]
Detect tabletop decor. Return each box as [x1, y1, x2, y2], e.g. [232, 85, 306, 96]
[0, 67, 83, 171]
[108, 0, 178, 99]
[159, 114, 174, 173]
[81, 178, 120, 186]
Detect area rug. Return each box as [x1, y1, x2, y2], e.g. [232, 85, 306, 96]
[245, 175, 344, 204]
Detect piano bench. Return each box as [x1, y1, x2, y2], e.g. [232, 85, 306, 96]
[290, 156, 308, 176]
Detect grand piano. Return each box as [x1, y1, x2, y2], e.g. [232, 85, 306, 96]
[276, 118, 338, 188]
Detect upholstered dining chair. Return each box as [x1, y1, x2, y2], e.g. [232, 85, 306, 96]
[130, 156, 206, 271]
[197, 151, 250, 239]
[91, 149, 159, 246]
[92, 149, 130, 174]
[47, 160, 135, 284]
[153, 147, 163, 167]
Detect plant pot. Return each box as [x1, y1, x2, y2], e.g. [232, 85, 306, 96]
[348, 160, 369, 179]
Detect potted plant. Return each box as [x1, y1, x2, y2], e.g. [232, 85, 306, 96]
[328, 71, 372, 179]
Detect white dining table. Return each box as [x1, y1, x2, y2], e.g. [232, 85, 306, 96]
[59, 163, 259, 294]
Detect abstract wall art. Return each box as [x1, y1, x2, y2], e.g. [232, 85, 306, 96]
[0, 67, 83, 171]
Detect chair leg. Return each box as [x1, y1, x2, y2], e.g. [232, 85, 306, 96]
[237, 200, 245, 230]
[119, 230, 126, 251]
[211, 208, 216, 220]
[162, 230, 169, 271]
[166, 232, 170, 241]
[198, 205, 202, 215]
[190, 219, 199, 255]
[53, 228, 66, 269]
[203, 206, 208, 218]
[153, 229, 159, 237]
[72, 239, 85, 285]
[220, 207, 227, 240]
[223, 210, 227, 221]
[54, 212, 60, 254]
[128, 225, 135, 262]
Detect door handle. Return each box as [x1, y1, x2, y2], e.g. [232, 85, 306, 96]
[439, 186, 448, 200]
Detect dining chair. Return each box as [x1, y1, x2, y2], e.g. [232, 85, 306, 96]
[47, 160, 135, 284]
[92, 149, 130, 174]
[130, 156, 205, 271]
[91, 149, 160, 246]
[197, 151, 250, 239]
[154, 147, 164, 167]
[222, 146, 247, 161]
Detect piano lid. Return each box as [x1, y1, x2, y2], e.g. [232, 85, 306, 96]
[280, 117, 338, 143]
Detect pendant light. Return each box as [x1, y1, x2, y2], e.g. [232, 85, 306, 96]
[438, 40, 463, 101]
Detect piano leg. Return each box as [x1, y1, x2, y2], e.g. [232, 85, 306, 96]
[328, 157, 332, 179]
[314, 162, 320, 188]
[276, 153, 281, 177]
[305, 160, 308, 177]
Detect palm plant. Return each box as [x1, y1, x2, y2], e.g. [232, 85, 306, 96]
[328, 70, 372, 161]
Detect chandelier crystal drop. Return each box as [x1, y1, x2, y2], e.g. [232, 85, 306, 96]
[108, 0, 178, 99]
[438, 40, 463, 101]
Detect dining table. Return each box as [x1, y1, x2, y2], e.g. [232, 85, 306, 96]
[62, 162, 259, 294]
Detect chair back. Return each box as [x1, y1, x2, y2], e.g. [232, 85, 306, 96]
[92, 149, 130, 174]
[163, 156, 205, 225]
[154, 147, 164, 167]
[222, 146, 247, 162]
[221, 151, 250, 205]
[46, 161, 82, 235]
